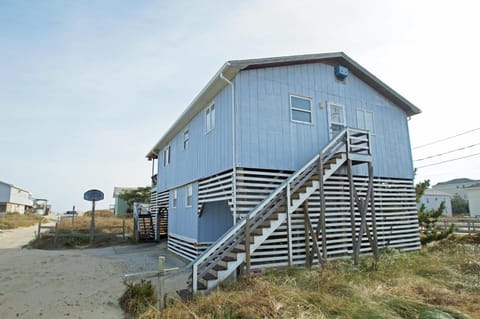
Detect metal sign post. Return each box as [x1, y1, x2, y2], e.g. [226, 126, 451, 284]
[84, 189, 104, 244]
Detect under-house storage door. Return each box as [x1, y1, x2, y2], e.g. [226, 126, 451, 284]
[328, 103, 346, 139]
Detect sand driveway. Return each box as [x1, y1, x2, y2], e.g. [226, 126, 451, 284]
[0, 224, 188, 319]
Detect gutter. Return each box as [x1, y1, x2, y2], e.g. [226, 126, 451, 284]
[220, 70, 237, 224]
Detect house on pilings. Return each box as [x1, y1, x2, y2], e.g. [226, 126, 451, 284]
[146, 52, 421, 292]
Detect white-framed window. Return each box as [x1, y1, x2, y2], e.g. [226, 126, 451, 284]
[290, 94, 312, 124]
[356, 109, 376, 134]
[183, 128, 190, 150]
[185, 183, 193, 207]
[328, 103, 346, 138]
[163, 145, 170, 166]
[205, 103, 215, 133]
[172, 189, 177, 208]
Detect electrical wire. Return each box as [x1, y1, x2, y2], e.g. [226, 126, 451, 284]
[413, 127, 480, 150]
[414, 142, 480, 162]
[415, 152, 480, 169]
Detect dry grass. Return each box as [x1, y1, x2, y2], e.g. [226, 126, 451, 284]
[58, 215, 134, 234]
[0, 212, 45, 230]
[83, 209, 115, 217]
[137, 236, 480, 319]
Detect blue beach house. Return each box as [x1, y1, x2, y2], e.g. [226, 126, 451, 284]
[146, 52, 421, 291]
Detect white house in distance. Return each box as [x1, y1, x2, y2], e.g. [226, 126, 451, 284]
[465, 184, 480, 217]
[431, 178, 479, 201]
[0, 181, 33, 214]
[419, 189, 452, 217]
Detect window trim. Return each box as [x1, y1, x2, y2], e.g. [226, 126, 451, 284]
[356, 108, 376, 135]
[205, 102, 215, 133]
[327, 102, 346, 139]
[172, 189, 177, 208]
[185, 183, 193, 207]
[290, 94, 313, 124]
[163, 145, 171, 166]
[183, 128, 190, 150]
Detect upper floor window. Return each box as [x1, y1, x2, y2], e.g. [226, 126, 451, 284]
[290, 95, 312, 124]
[172, 189, 177, 208]
[356, 109, 376, 134]
[163, 145, 170, 166]
[185, 183, 193, 207]
[205, 103, 215, 133]
[183, 129, 190, 150]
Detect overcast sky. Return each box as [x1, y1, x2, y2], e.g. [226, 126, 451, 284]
[1, 0, 479, 212]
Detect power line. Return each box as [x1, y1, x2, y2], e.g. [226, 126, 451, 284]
[413, 127, 480, 149]
[414, 142, 480, 162]
[415, 152, 480, 169]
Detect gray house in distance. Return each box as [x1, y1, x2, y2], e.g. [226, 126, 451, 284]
[146, 52, 421, 291]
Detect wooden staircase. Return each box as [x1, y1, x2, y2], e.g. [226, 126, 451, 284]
[133, 203, 156, 242]
[190, 128, 371, 292]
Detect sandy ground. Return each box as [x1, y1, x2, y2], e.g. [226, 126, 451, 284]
[0, 224, 188, 319]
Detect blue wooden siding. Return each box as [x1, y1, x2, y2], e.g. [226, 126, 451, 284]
[197, 200, 232, 242]
[168, 182, 199, 240]
[235, 63, 414, 179]
[157, 85, 233, 193]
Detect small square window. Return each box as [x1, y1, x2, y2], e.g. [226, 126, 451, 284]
[185, 184, 193, 207]
[290, 95, 312, 124]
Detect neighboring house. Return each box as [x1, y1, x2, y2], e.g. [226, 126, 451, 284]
[0, 181, 33, 214]
[419, 189, 452, 217]
[465, 184, 480, 217]
[146, 52, 421, 291]
[113, 187, 138, 215]
[432, 178, 479, 201]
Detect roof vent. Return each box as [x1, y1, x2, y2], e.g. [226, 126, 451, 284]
[334, 65, 349, 80]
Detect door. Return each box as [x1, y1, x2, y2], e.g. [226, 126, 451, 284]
[328, 103, 346, 139]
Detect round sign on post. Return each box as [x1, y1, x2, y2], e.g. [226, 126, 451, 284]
[84, 189, 104, 201]
[84, 189, 104, 244]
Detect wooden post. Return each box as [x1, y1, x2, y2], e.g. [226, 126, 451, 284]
[122, 216, 126, 240]
[302, 201, 311, 268]
[54, 222, 58, 248]
[318, 158, 327, 262]
[72, 205, 75, 227]
[245, 217, 251, 276]
[37, 220, 42, 240]
[157, 256, 165, 310]
[368, 163, 379, 260]
[347, 160, 358, 264]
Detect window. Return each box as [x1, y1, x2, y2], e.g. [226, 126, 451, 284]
[185, 184, 193, 207]
[163, 145, 170, 166]
[356, 109, 376, 134]
[205, 104, 215, 132]
[290, 95, 312, 123]
[183, 129, 189, 150]
[172, 189, 177, 208]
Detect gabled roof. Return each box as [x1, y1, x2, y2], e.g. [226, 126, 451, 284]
[113, 187, 139, 198]
[147, 52, 421, 158]
[434, 178, 478, 186]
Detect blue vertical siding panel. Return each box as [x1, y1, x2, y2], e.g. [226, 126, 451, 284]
[236, 63, 414, 179]
[168, 182, 199, 239]
[157, 85, 233, 193]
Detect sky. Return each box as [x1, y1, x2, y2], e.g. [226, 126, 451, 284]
[1, 0, 480, 212]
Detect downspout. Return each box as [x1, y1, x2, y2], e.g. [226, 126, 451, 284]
[220, 71, 237, 224]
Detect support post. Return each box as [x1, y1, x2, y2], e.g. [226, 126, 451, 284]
[347, 160, 358, 265]
[318, 158, 327, 262]
[302, 201, 311, 268]
[368, 163, 379, 260]
[90, 200, 96, 244]
[245, 217, 251, 276]
[192, 264, 198, 293]
[287, 199, 293, 267]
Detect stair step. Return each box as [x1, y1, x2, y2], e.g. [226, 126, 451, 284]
[197, 282, 207, 290]
[213, 264, 227, 271]
[203, 272, 217, 281]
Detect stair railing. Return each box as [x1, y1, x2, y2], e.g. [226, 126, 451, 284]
[190, 128, 367, 292]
